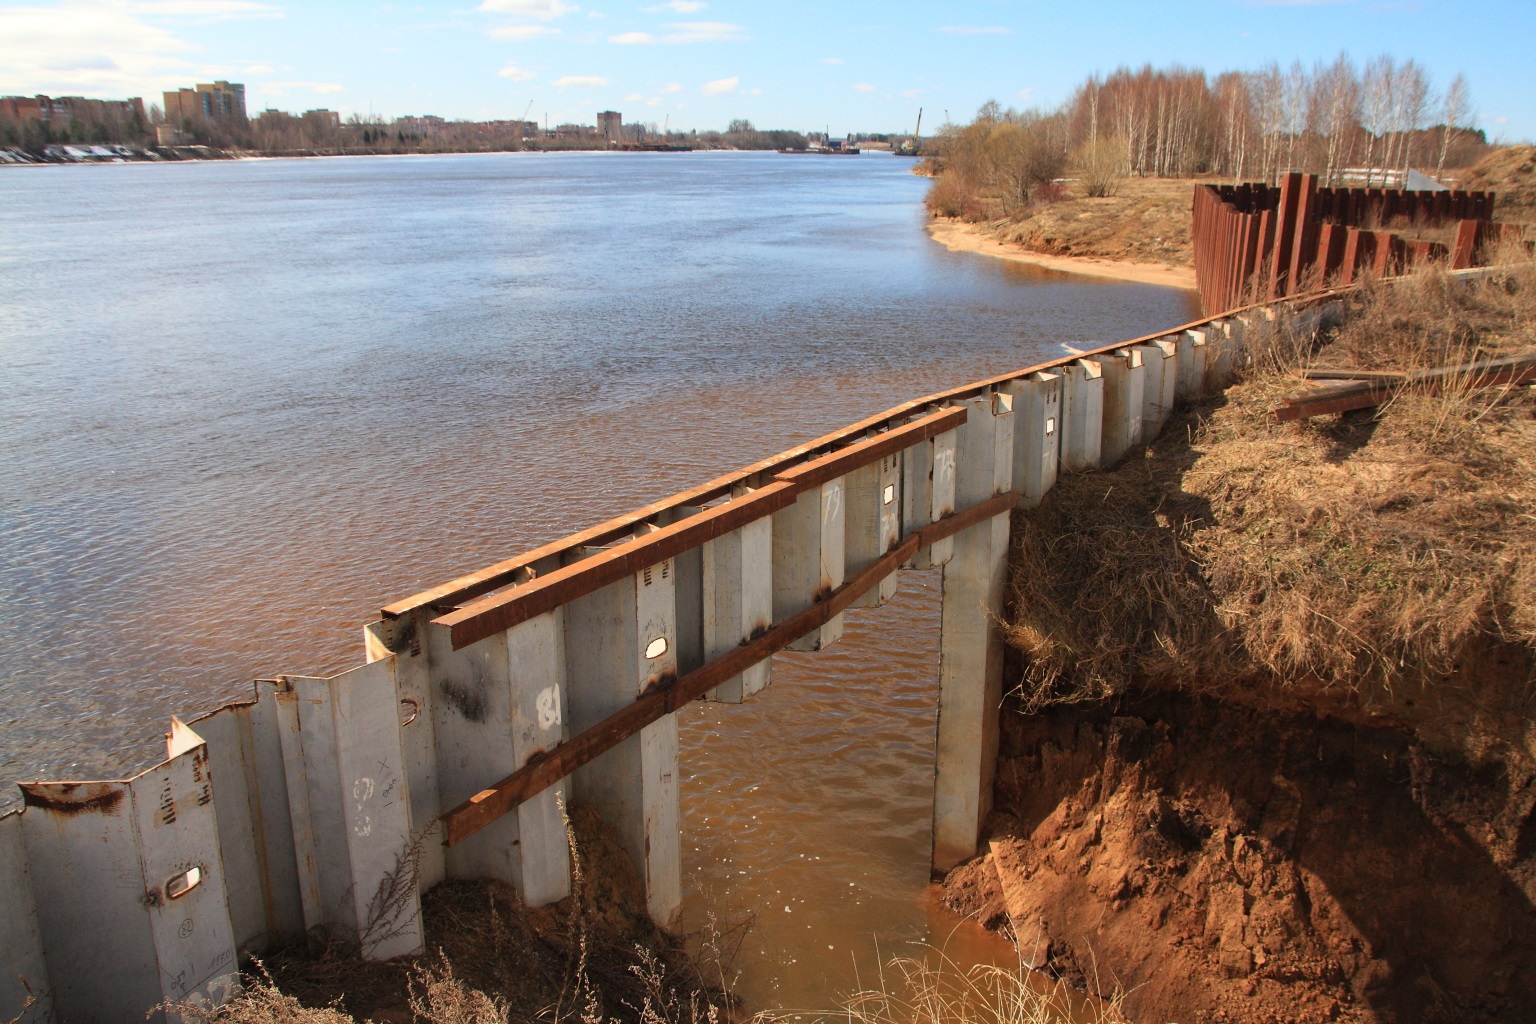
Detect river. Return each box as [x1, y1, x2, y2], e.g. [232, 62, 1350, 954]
[0, 150, 1198, 1010]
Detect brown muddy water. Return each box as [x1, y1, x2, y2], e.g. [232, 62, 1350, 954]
[0, 151, 1197, 1011]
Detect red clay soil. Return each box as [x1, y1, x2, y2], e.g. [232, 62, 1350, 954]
[942, 689, 1536, 1024]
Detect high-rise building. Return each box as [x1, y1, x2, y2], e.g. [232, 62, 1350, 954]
[162, 82, 247, 125]
[597, 110, 622, 142]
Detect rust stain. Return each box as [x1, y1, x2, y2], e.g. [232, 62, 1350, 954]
[440, 674, 488, 723]
[21, 782, 125, 816]
[639, 670, 678, 697]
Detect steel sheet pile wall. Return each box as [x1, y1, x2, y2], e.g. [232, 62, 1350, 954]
[1191, 172, 1515, 314]
[3, 291, 1336, 1023]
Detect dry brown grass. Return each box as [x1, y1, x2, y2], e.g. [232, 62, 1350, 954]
[1460, 145, 1536, 225]
[184, 801, 733, 1024]
[1007, 256, 1536, 712]
[991, 177, 1195, 267]
[805, 949, 1125, 1024]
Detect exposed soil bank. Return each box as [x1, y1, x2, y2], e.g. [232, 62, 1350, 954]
[926, 218, 1197, 291]
[943, 684, 1536, 1024]
[940, 265, 1536, 1023]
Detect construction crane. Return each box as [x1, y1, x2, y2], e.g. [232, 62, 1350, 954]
[911, 107, 922, 155]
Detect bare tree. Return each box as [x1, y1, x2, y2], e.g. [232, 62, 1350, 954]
[1311, 53, 1360, 186]
[1393, 59, 1431, 178]
[1360, 55, 1398, 186]
[1436, 72, 1472, 179]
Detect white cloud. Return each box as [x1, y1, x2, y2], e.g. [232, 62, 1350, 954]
[243, 63, 275, 74]
[615, 20, 743, 43]
[935, 25, 1012, 35]
[646, 96, 662, 107]
[478, 0, 577, 17]
[900, 88, 924, 99]
[1016, 87, 1034, 102]
[554, 74, 608, 87]
[663, 19, 742, 41]
[642, 0, 705, 11]
[852, 82, 875, 93]
[662, 81, 684, 93]
[0, 2, 197, 97]
[489, 24, 559, 38]
[497, 63, 537, 80]
[748, 87, 762, 95]
[133, 1, 282, 16]
[700, 76, 737, 96]
[623, 91, 644, 101]
[819, 57, 842, 64]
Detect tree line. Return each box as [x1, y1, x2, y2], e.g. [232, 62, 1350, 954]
[928, 55, 1487, 218]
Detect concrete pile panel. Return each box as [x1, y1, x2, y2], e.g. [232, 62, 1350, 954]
[1099, 349, 1146, 467]
[702, 495, 774, 703]
[1005, 371, 1062, 509]
[272, 659, 424, 960]
[845, 453, 902, 608]
[772, 477, 846, 651]
[503, 613, 574, 904]
[1060, 359, 1104, 472]
[1175, 330, 1209, 402]
[901, 428, 957, 569]
[0, 812, 51, 1024]
[1134, 339, 1177, 440]
[19, 733, 239, 1022]
[365, 610, 447, 890]
[657, 507, 707, 680]
[564, 559, 682, 929]
[933, 391, 1014, 871]
[428, 619, 528, 893]
[1204, 319, 1236, 391]
[187, 700, 305, 955]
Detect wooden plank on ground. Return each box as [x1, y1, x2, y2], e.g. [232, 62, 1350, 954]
[1275, 352, 1536, 421]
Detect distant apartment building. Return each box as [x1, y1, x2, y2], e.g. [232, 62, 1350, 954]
[162, 81, 247, 125]
[597, 110, 622, 142]
[398, 115, 448, 137]
[303, 109, 341, 130]
[1, 94, 145, 125]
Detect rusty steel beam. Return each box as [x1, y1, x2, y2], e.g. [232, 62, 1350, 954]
[439, 491, 1017, 847]
[433, 406, 968, 649]
[1275, 353, 1536, 422]
[384, 405, 961, 620]
[433, 480, 799, 647]
[774, 405, 966, 489]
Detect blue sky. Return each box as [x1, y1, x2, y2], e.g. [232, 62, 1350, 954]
[2, 0, 1531, 138]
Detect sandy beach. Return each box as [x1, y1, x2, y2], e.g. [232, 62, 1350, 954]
[927, 217, 1197, 291]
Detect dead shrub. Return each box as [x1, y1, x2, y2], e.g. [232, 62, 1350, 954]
[158, 964, 352, 1024]
[833, 948, 1125, 1024]
[409, 957, 510, 1024]
[925, 173, 990, 221]
[1007, 260, 1536, 709]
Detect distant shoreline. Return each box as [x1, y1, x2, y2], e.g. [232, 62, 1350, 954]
[2, 145, 890, 168]
[925, 217, 1197, 291]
